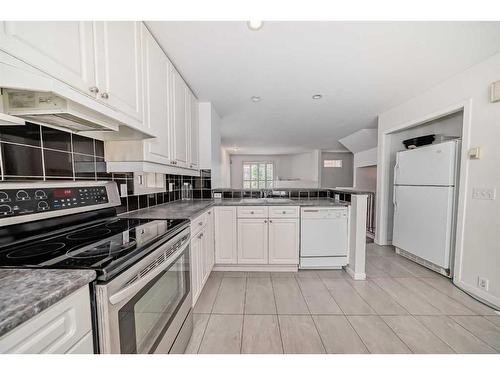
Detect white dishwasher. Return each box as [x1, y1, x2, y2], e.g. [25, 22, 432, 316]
[300, 206, 349, 269]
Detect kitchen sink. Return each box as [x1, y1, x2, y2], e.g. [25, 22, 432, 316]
[239, 198, 294, 204]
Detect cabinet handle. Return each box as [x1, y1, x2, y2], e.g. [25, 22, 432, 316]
[198, 233, 203, 239]
[269, 220, 273, 223]
[250, 211, 254, 214]
[89, 86, 99, 94]
[282, 211, 286, 214]
[264, 220, 268, 223]
[100, 92, 109, 99]
[198, 222, 203, 226]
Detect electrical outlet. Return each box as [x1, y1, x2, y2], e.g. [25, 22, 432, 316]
[472, 187, 496, 200]
[478, 277, 489, 291]
[119, 183, 128, 198]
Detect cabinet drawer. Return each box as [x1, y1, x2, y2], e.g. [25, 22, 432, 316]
[0, 286, 92, 354]
[190, 211, 209, 237]
[269, 206, 299, 218]
[237, 206, 269, 218]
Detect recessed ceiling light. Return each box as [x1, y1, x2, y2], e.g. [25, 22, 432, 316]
[251, 96, 261, 102]
[312, 94, 323, 100]
[247, 20, 263, 31]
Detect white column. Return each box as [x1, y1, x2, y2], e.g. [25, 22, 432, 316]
[346, 194, 367, 280]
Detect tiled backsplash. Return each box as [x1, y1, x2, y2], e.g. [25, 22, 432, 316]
[0, 123, 212, 214]
[0, 122, 107, 180]
[211, 188, 353, 202]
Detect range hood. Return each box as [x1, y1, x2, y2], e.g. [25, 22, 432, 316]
[2, 90, 120, 132]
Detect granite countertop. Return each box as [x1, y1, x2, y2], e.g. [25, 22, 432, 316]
[121, 198, 349, 220]
[0, 269, 96, 337]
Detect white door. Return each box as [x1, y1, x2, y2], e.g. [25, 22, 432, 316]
[393, 185, 454, 268]
[205, 210, 215, 276]
[237, 219, 268, 264]
[0, 21, 96, 95]
[268, 218, 299, 265]
[190, 233, 202, 306]
[188, 91, 199, 169]
[395, 141, 458, 186]
[94, 21, 143, 122]
[172, 69, 188, 168]
[214, 207, 237, 264]
[141, 25, 172, 163]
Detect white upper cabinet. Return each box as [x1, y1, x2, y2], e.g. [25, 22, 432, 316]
[94, 21, 143, 122]
[187, 90, 199, 169]
[141, 24, 171, 162]
[172, 69, 188, 168]
[0, 21, 96, 95]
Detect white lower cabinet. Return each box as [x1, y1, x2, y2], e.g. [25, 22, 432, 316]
[214, 206, 300, 268]
[268, 218, 300, 264]
[214, 207, 238, 264]
[237, 219, 268, 264]
[0, 286, 93, 354]
[190, 209, 215, 306]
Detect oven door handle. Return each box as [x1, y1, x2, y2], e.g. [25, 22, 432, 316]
[109, 241, 188, 306]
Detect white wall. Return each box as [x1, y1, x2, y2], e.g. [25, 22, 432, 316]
[229, 151, 319, 189]
[353, 147, 377, 189]
[218, 147, 231, 188]
[199, 102, 223, 187]
[376, 51, 500, 308]
[320, 151, 354, 188]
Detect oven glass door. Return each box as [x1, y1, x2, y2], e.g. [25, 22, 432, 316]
[117, 247, 190, 354]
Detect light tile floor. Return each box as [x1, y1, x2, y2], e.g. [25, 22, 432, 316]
[185, 243, 500, 354]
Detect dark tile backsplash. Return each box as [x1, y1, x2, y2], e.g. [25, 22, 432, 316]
[0, 122, 213, 214]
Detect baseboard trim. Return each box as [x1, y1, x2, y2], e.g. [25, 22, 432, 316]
[213, 264, 298, 272]
[345, 266, 366, 280]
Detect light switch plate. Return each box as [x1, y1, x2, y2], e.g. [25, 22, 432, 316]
[120, 183, 128, 198]
[472, 187, 496, 200]
[491, 80, 500, 103]
[468, 147, 480, 159]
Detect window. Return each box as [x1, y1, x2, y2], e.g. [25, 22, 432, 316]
[243, 162, 273, 189]
[324, 159, 343, 168]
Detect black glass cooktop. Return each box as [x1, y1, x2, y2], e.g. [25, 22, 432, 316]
[0, 217, 188, 280]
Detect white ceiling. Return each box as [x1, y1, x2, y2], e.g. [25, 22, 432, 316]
[146, 21, 500, 154]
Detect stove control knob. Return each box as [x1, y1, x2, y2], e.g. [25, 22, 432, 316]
[37, 201, 49, 211]
[0, 204, 12, 216]
[16, 190, 30, 201]
[35, 190, 47, 200]
[0, 191, 9, 202]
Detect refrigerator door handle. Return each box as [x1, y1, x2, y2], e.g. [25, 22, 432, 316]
[393, 185, 397, 209]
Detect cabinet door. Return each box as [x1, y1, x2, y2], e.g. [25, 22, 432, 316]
[268, 219, 299, 265]
[190, 234, 202, 306]
[206, 210, 215, 271]
[141, 25, 172, 163]
[214, 207, 237, 264]
[188, 90, 199, 169]
[0, 21, 96, 95]
[172, 70, 188, 168]
[94, 21, 143, 122]
[237, 219, 268, 264]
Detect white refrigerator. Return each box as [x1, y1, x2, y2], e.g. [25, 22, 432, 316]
[392, 140, 460, 271]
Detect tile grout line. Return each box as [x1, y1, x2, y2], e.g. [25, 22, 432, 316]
[294, 271, 327, 353]
[196, 274, 224, 353]
[448, 315, 500, 353]
[239, 276, 248, 354]
[270, 276, 285, 354]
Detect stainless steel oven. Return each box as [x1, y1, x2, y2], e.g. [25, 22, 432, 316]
[95, 226, 192, 354]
